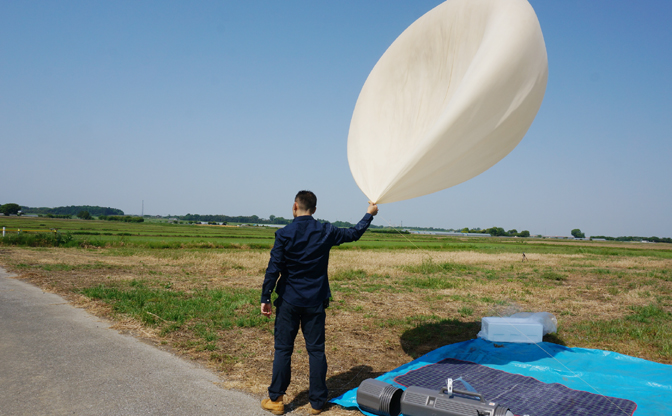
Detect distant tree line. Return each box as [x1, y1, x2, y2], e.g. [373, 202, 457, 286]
[180, 213, 292, 225]
[99, 215, 144, 223]
[323, 219, 381, 229]
[459, 227, 530, 237]
[22, 205, 124, 217]
[591, 235, 672, 244]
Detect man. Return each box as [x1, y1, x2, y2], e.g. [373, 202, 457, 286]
[260, 190, 378, 415]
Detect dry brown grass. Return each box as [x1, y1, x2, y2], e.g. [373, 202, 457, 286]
[1, 246, 671, 415]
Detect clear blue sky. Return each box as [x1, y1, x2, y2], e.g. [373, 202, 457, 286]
[2, 1, 670, 237]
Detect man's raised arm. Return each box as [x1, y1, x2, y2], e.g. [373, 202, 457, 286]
[331, 202, 378, 245]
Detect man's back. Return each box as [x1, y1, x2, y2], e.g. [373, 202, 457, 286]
[263, 214, 373, 307]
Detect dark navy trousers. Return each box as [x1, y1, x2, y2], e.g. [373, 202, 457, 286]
[269, 299, 328, 410]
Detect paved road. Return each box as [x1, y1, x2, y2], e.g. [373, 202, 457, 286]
[0, 267, 268, 416]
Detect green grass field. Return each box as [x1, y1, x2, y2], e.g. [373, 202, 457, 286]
[3, 216, 671, 256]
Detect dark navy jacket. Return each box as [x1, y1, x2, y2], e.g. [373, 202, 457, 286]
[261, 213, 374, 307]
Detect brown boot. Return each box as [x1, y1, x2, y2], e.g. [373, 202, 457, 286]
[261, 395, 284, 415]
[309, 407, 322, 415]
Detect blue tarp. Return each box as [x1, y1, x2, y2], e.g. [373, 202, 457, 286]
[332, 338, 672, 415]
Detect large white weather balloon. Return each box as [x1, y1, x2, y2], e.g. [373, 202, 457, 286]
[347, 0, 548, 204]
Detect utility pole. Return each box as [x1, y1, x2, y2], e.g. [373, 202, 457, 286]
[142, 200, 144, 217]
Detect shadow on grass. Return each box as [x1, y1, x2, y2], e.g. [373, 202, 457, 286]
[290, 365, 384, 411]
[400, 319, 481, 359]
[400, 319, 569, 359]
[543, 333, 567, 346]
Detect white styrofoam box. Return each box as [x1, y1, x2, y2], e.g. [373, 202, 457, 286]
[479, 317, 543, 343]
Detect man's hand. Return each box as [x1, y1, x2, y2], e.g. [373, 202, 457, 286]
[261, 303, 272, 317]
[367, 201, 379, 216]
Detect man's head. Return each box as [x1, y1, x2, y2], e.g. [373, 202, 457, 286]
[293, 190, 317, 217]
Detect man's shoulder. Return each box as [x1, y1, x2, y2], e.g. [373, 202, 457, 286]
[275, 218, 312, 234]
[275, 224, 293, 237]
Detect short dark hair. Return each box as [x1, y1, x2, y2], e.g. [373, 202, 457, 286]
[295, 190, 317, 212]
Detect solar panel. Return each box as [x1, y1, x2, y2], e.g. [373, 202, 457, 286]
[394, 358, 636, 416]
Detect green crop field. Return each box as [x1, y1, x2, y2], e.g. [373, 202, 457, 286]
[3, 216, 671, 256]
